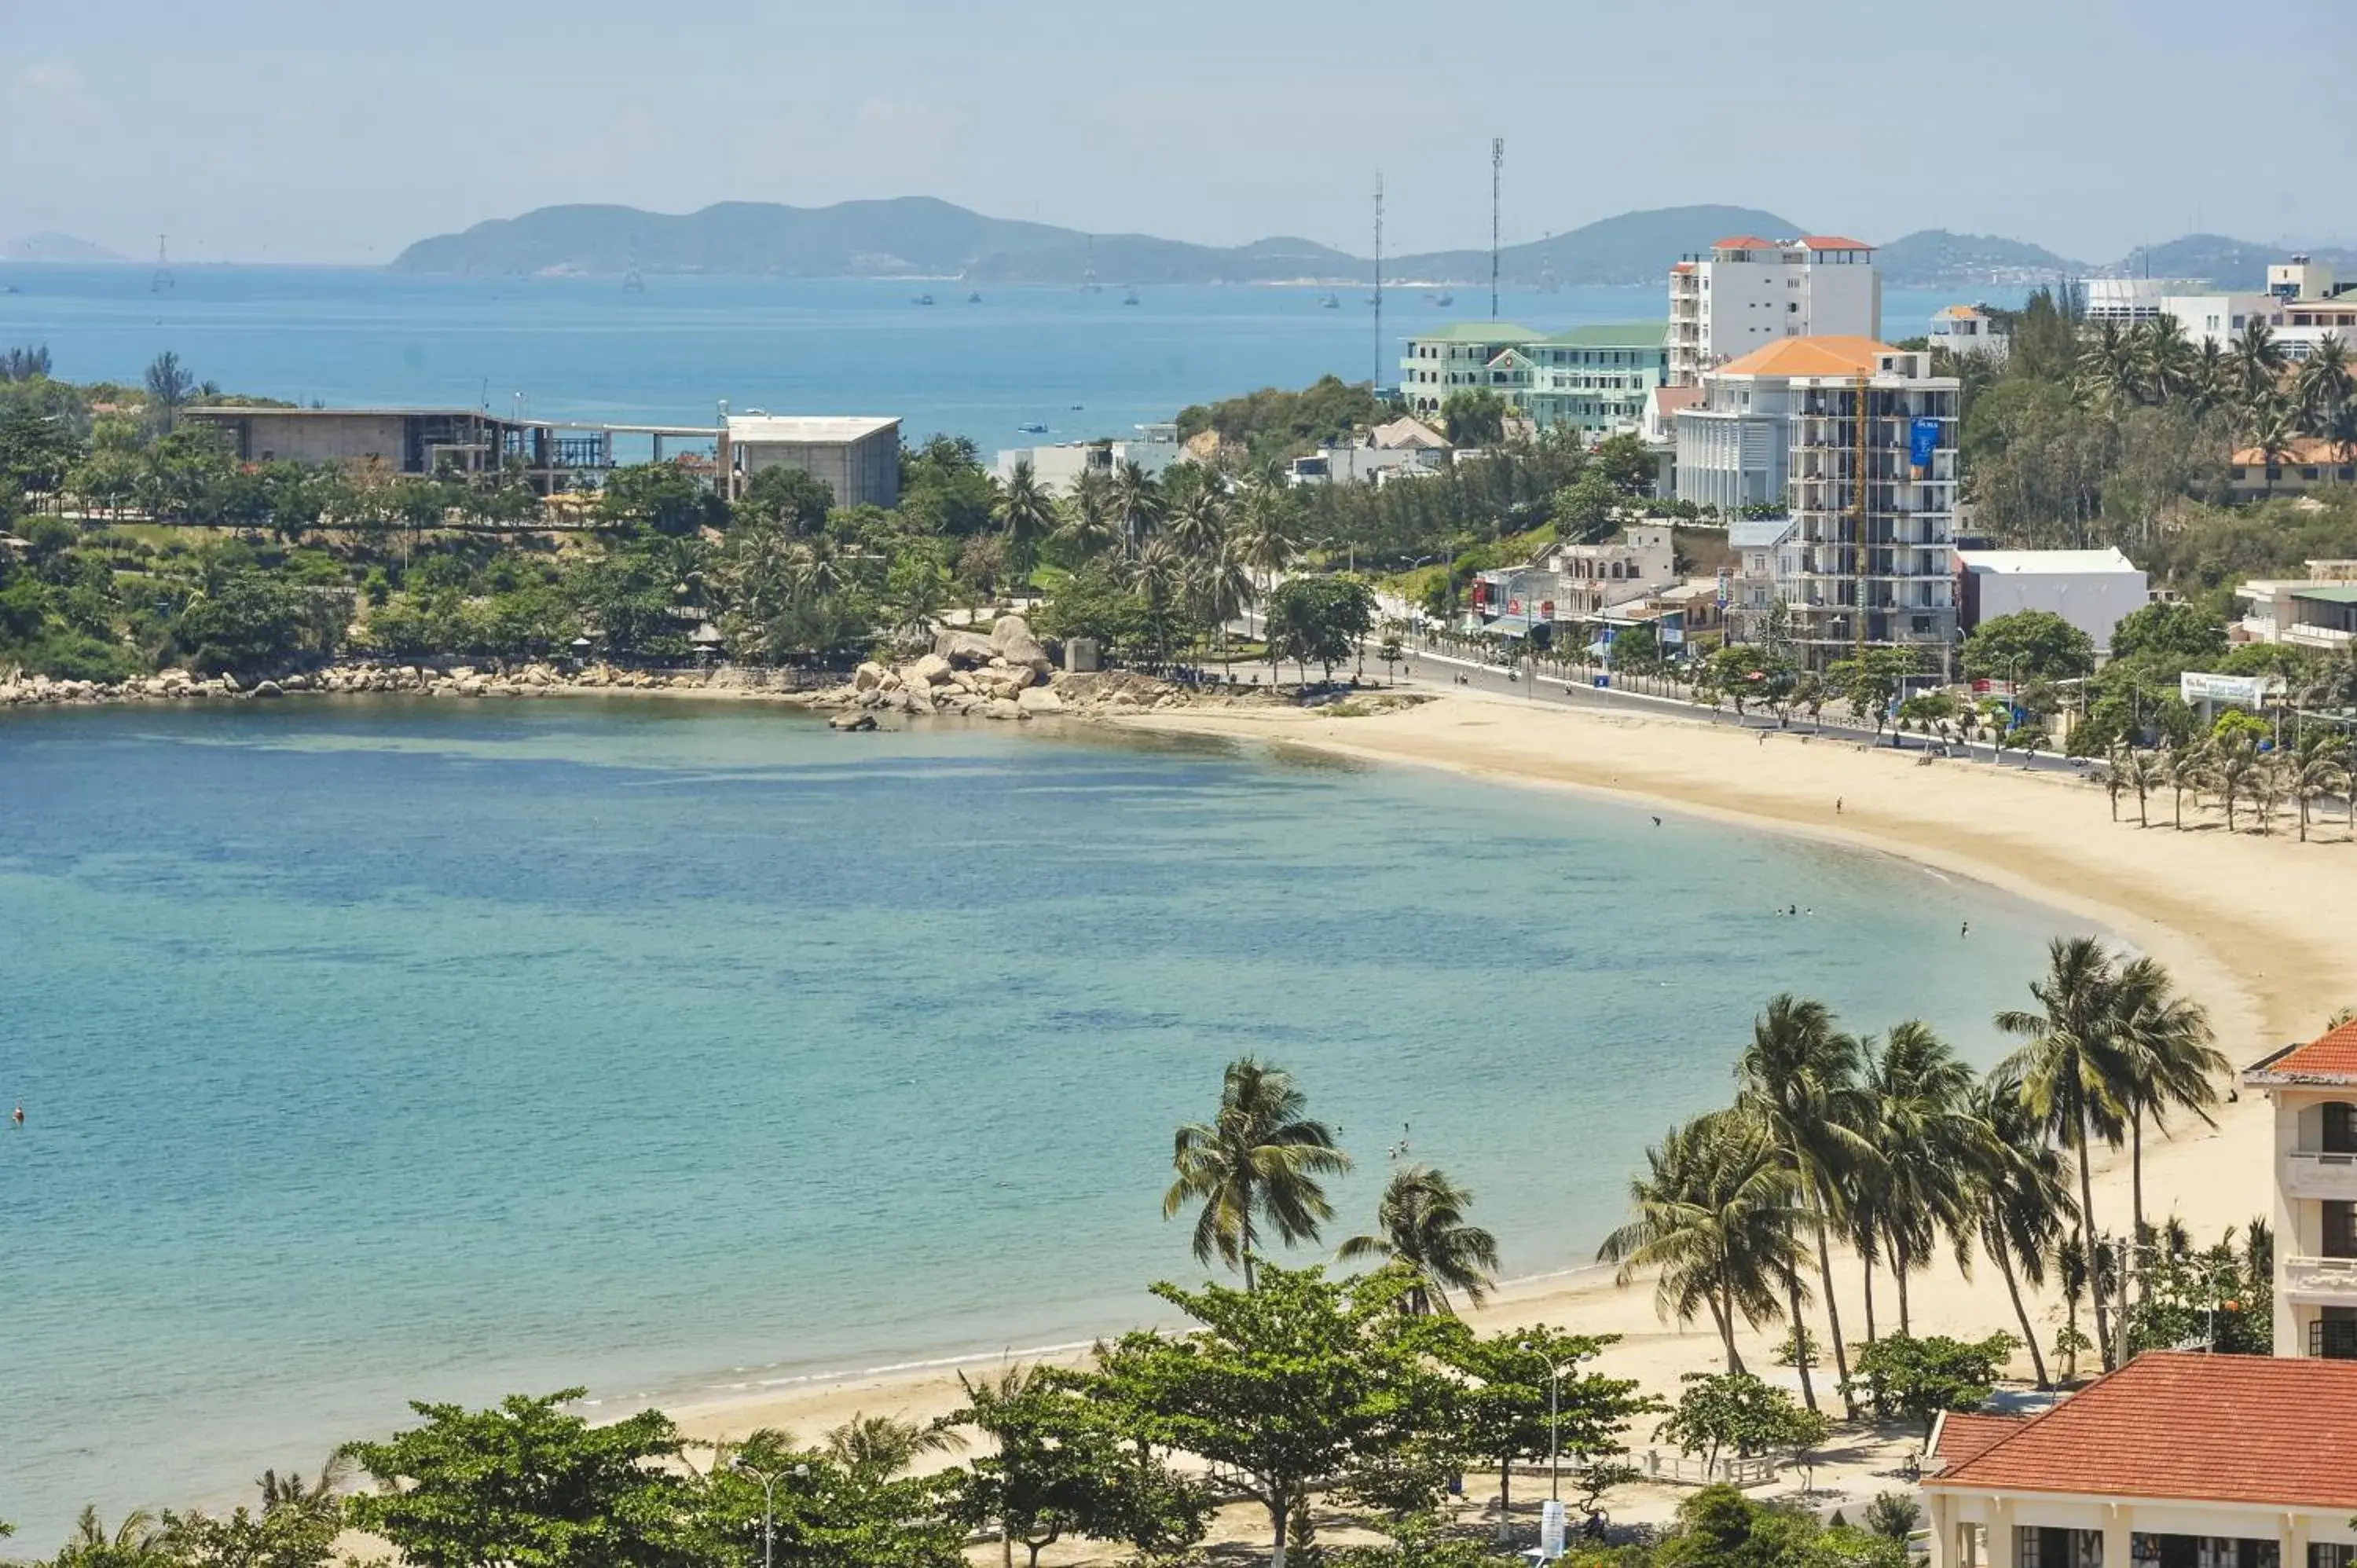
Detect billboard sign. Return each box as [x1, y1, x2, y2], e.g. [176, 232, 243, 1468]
[1908, 417, 1940, 468]
[2179, 672, 2281, 709]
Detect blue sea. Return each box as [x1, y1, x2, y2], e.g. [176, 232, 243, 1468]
[0, 266, 2018, 452]
[0, 701, 2084, 1541]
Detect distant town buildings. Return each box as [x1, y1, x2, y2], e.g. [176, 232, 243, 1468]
[992, 423, 1186, 495]
[1955, 547, 2147, 653]
[725, 415, 901, 509]
[1930, 304, 2010, 360]
[1285, 416, 1450, 487]
[1666, 235, 1882, 387]
[1398, 323, 1668, 441]
[2226, 439, 2357, 500]
[2233, 559, 2357, 650]
[2162, 258, 2357, 361]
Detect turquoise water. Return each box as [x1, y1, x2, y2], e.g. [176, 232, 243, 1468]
[0, 702, 2080, 1541]
[0, 267, 2022, 448]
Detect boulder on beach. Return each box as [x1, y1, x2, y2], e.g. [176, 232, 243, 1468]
[853, 661, 889, 692]
[1016, 685, 1065, 716]
[829, 710, 878, 731]
[977, 698, 1025, 721]
[989, 614, 1047, 668]
[906, 652, 955, 686]
[934, 628, 999, 667]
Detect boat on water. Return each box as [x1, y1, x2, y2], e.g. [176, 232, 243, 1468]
[1320, 293, 1340, 309]
[1122, 288, 1139, 306]
[912, 293, 935, 306]
[1429, 291, 1455, 306]
[968, 291, 983, 303]
[1017, 422, 1048, 434]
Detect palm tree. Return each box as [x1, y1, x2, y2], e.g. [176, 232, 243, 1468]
[1596, 1111, 1810, 1376]
[2209, 733, 2259, 831]
[1231, 478, 1300, 620]
[1164, 482, 1228, 561]
[1109, 460, 1164, 556]
[1967, 1066, 2074, 1389]
[823, 1412, 962, 1482]
[2163, 738, 2201, 830]
[1861, 1021, 1987, 1337]
[60, 1507, 165, 1567]
[1190, 545, 1257, 680]
[1736, 995, 1882, 1413]
[2290, 743, 2348, 842]
[2133, 316, 2194, 405]
[2120, 748, 2161, 828]
[256, 1453, 350, 1519]
[2296, 336, 2354, 438]
[1163, 1057, 1351, 1289]
[2052, 1233, 2091, 1379]
[2231, 317, 2289, 407]
[992, 460, 1054, 593]
[1054, 470, 1121, 566]
[1338, 1163, 1500, 1314]
[1996, 937, 2131, 1366]
[2077, 321, 2139, 408]
[2109, 956, 2223, 1244]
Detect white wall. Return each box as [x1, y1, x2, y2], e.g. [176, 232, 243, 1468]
[1969, 566, 2149, 651]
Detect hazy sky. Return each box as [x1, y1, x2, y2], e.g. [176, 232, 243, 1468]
[5, 0, 2352, 266]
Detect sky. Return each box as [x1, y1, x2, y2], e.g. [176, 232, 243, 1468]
[4, 0, 2352, 266]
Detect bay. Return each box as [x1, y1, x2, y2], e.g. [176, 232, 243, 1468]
[0, 267, 2021, 452]
[0, 701, 2080, 1541]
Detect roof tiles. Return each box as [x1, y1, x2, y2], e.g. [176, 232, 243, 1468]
[2249, 1018, 2357, 1083]
[1931, 1353, 2357, 1510]
[1711, 335, 1898, 379]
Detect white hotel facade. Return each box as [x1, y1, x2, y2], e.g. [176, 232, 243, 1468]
[1666, 235, 1882, 386]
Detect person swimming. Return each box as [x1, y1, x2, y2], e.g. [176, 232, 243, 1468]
[10, 1105, 21, 1125]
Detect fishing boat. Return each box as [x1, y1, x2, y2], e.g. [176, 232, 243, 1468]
[1430, 291, 1455, 307]
[1320, 293, 1340, 309]
[1017, 422, 1048, 434]
[912, 293, 935, 306]
[967, 291, 982, 303]
[1122, 288, 1139, 306]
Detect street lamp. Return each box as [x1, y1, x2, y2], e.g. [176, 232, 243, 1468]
[731, 1457, 809, 1568]
[1519, 1341, 1572, 1503]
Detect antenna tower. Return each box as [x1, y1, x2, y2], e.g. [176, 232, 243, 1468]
[1489, 137, 1503, 320]
[621, 237, 645, 294]
[1373, 174, 1384, 392]
[150, 234, 174, 292]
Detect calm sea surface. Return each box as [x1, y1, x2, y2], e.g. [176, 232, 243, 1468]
[0, 701, 2085, 1540]
[0, 266, 2022, 451]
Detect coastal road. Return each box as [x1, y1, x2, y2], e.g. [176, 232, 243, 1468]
[1227, 610, 2097, 780]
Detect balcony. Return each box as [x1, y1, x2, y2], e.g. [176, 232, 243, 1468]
[2286, 1149, 2357, 1201]
[2284, 1255, 2357, 1302]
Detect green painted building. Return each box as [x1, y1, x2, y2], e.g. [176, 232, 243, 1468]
[1398, 320, 1669, 440]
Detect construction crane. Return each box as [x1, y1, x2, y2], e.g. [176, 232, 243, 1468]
[1489, 137, 1504, 321]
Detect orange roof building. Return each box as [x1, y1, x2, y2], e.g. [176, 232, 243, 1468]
[2244, 1021, 2357, 1361]
[1923, 1354, 2357, 1568]
[1713, 335, 1900, 378]
[1668, 231, 1883, 387]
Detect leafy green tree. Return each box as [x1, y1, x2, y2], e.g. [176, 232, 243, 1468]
[161, 1458, 346, 1568]
[52, 1508, 168, 1568]
[1825, 647, 1917, 742]
[1593, 433, 1658, 495]
[597, 463, 727, 538]
[1339, 1163, 1500, 1315]
[1551, 468, 1619, 543]
[1652, 1374, 1827, 1471]
[1036, 565, 1147, 657]
[1266, 574, 1376, 683]
[1439, 389, 1508, 449]
[1163, 1056, 1351, 1289]
[171, 573, 343, 676]
[690, 1428, 964, 1568]
[1428, 1325, 1655, 1543]
[1959, 610, 2096, 683]
[735, 467, 835, 536]
[1092, 1265, 1441, 1568]
[1645, 1485, 1903, 1568]
[948, 1367, 1136, 1568]
[2109, 600, 2227, 666]
[1863, 1494, 1923, 1547]
[340, 1390, 696, 1568]
[1842, 1332, 2019, 1437]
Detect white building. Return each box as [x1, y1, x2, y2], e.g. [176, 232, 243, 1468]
[2082, 277, 2202, 324]
[2234, 560, 2357, 650]
[1956, 548, 2148, 653]
[1923, 1353, 2357, 1568]
[993, 423, 1186, 496]
[724, 415, 901, 509]
[1931, 304, 2011, 360]
[1286, 417, 1451, 486]
[1725, 514, 1795, 643]
[2165, 258, 2357, 361]
[1666, 235, 1881, 386]
[2245, 1019, 2357, 1361]
[1469, 526, 1678, 634]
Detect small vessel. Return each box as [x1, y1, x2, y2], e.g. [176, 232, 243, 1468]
[1123, 288, 1139, 306]
[1430, 291, 1455, 307]
[912, 293, 935, 306]
[1017, 422, 1048, 434]
[1321, 293, 1340, 309]
[968, 291, 982, 303]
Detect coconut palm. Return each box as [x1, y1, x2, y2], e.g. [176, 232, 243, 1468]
[2187, 339, 2231, 416]
[59, 1507, 165, 1567]
[1736, 994, 1882, 1412]
[823, 1412, 962, 1482]
[2289, 742, 2349, 842]
[1164, 1057, 1351, 1289]
[1190, 545, 1257, 680]
[1164, 480, 1229, 561]
[2076, 321, 2139, 408]
[1861, 1021, 1988, 1336]
[1338, 1163, 1501, 1314]
[2119, 747, 2161, 828]
[992, 460, 1055, 591]
[2297, 335, 2354, 437]
[1967, 1065, 2074, 1389]
[2209, 733, 2260, 831]
[256, 1453, 350, 1519]
[1054, 469, 1121, 566]
[2231, 317, 2289, 406]
[2052, 1233, 2091, 1379]
[2109, 956, 2223, 1243]
[2163, 738, 2201, 830]
[1996, 936, 2132, 1365]
[1596, 1110, 1810, 1376]
[1109, 460, 1164, 556]
[2133, 316, 2194, 405]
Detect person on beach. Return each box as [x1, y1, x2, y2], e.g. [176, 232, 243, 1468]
[1836, 797, 1843, 813]
[1961, 921, 1970, 939]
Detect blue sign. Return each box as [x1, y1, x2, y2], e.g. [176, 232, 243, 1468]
[1908, 416, 1940, 468]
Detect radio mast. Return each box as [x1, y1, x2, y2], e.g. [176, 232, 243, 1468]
[1490, 137, 1504, 320]
[1373, 174, 1384, 392]
[150, 234, 174, 292]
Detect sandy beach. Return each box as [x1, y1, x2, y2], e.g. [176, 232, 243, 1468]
[660, 687, 2347, 1483]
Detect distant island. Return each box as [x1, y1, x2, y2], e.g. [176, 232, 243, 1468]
[387, 196, 2357, 291]
[2, 232, 129, 263]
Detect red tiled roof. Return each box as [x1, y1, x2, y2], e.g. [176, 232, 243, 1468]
[1929, 1411, 2029, 1471]
[1670, 262, 1695, 273]
[1714, 335, 1897, 378]
[1930, 1353, 2357, 1510]
[2248, 1018, 2357, 1083]
[1712, 235, 1774, 250]
[2227, 438, 2357, 468]
[1800, 234, 1872, 251]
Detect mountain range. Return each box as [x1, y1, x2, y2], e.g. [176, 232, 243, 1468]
[1, 232, 128, 263]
